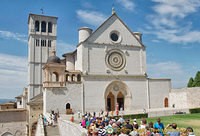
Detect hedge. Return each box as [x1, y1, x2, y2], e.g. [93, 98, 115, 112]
[189, 108, 200, 113]
[111, 113, 148, 120]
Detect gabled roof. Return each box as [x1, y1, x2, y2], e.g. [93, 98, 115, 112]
[78, 12, 145, 47]
[27, 93, 43, 105]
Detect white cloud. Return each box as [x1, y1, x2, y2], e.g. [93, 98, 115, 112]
[76, 10, 107, 26]
[116, 0, 135, 12]
[148, 61, 183, 77]
[0, 54, 28, 99]
[143, 0, 200, 44]
[152, 0, 200, 18]
[147, 61, 188, 88]
[57, 41, 76, 58]
[0, 30, 27, 43]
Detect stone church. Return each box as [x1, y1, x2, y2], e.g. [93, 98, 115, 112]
[27, 11, 171, 117]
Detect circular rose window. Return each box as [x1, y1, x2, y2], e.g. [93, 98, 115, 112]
[110, 30, 121, 43]
[105, 49, 126, 71]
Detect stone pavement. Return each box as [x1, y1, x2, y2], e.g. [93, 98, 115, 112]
[45, 125, 60, 136]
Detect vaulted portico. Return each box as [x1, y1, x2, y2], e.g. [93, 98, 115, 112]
[104, 81, 132, 111]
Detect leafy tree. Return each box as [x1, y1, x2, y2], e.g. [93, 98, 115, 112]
[192, 71, 200, 87]
[187, 77, 194, 87]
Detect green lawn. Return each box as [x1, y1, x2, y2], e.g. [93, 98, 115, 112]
[131, 113, 200, 135]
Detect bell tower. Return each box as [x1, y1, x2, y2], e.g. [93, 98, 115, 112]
[27, 14, 58, 100]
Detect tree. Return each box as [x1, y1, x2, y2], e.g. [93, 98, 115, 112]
[192, 71, 200, 87]
[187, 77, 194, 87]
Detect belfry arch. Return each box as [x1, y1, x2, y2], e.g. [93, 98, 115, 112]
[104, 81, 131, 111]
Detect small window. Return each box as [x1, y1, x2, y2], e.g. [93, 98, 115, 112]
[35, 21, 39, 32]
[77, 74, 81, 82]
[66, 103, 70, 109]
[48, 40, 51, 47]
[48, 22, 52, 33]
[36, 39, 39, 46]
[41, 40, 46, 47]
[52, 72, 59, 82]
[44, 40, 46, 47]
[71, 74, 75, 82]
[20, 100, 22, 105]
[66, 74, 69, 82]
[41, 21, 46, 32]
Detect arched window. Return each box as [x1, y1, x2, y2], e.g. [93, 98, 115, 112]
[164, 97, 168, 107]
[77, 74, 81, 82]
[52, 72, 59, 82]
[71, 74, 75, 82]
[41, 21, 46, 32]
[35, 21, 39, 32]
[48, 22, 52, 33]
[66, 103, 70, 109]
[66, 74, 69, 82]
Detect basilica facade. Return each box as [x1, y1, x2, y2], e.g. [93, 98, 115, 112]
[28, 11, 171, 116]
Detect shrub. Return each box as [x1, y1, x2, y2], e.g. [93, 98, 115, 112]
[111, 113, 148, 119]
[189, 108, 200, 113]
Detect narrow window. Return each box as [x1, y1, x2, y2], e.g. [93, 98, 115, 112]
[48, 40, 51, 47]
[66, 74, 69, 82]
[35, 39, 39, 46]
[48, 22, 52, 33]
[52, 72, 59, 82]
[41, 21, 46, 32]
[77, 74, 81, 82]
[35, 21, 39, 32]
[71, 74, 75, 82]
[44, 40, 46, 47]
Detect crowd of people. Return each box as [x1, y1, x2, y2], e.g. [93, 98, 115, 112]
[79, 112, 196, 136]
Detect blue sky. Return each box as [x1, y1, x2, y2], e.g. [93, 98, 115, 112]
[0, 0, 200, 99]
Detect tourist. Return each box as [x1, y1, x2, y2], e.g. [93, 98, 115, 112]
[53, 113, 57, 124]
[154, 118, 164, 136]
[139, 119, 147, 129]
[124, 120, 133, 131]
[186, 127, 195, 136]
[98, 122, 107, 136]
[81, 118, 86, 128]
[133, 118, 137, 125]
[165, 123, 180, 136]
[118, 115, 125, 124]
[130, 124, 139, 136]
[147, 122, 154, 136]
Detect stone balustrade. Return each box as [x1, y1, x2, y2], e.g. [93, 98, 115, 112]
[35, 118, 45, 136]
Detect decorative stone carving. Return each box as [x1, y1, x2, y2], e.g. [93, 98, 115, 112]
[105, 49, 126, 71]
[113, 85, 119, 91]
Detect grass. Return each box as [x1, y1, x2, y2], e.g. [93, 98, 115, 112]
[131, 113, 200, 135]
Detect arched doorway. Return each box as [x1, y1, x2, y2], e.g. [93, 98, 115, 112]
[117, 92, 124, 110]
[104, 81, 132, 111]
[164, 97, 168, 107]
[107, 92, 115, 111]
[66, 103, 70, 109]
